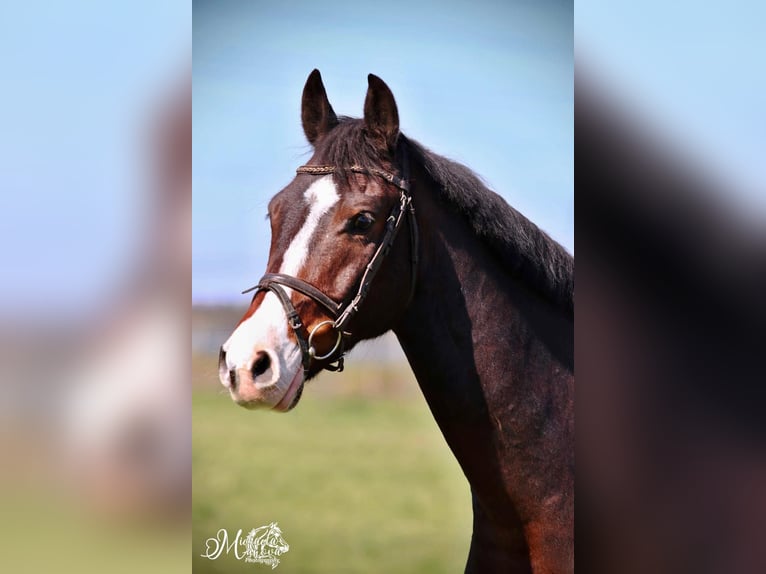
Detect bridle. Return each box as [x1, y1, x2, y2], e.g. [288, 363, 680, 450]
[242, 162, 419, 377]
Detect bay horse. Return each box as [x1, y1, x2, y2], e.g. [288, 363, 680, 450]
[219, 70, 574, 573]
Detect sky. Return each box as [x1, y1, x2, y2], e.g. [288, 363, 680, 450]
[193, 0, 574, 304]
[576, 1, 766, 222]
[0, 1, 190, 319]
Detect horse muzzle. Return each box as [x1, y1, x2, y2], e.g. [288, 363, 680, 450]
[218, 346, 303, 410]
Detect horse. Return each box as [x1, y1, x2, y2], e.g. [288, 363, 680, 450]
[219, 70, 574, 573]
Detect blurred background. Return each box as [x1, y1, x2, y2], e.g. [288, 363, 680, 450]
[0, 2, 190, 573]
[576, 0, 766, 220]
[576, 1, 766, 572]
[192, 1, 572, 572]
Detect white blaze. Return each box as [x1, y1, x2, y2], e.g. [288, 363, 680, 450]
[222, 176, 339, 383]
[280, 176, 339, 275]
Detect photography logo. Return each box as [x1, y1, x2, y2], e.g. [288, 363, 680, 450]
[201, 522, 289, 569]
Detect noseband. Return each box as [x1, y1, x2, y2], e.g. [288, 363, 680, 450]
[242, 164, 419, 377]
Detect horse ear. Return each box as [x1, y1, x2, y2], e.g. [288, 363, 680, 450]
[301, 69, 338, 145]
[364, 74, 399, 151]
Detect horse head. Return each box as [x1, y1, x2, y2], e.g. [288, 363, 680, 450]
[219, 70, 417, 411]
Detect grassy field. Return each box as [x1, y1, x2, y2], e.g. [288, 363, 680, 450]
[192, 362, 473, 573]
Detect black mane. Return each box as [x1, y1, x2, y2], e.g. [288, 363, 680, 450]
[313, 119, 574, 316]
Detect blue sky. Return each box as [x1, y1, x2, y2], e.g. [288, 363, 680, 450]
[576, 1, 766, 221]
[193, 0, 574, 304]
[0, 2, 189, 318]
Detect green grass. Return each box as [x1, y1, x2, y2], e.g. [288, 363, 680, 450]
[193, 388, 472, 573]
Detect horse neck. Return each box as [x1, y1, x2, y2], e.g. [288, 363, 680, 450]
[392, 171, 574, 520]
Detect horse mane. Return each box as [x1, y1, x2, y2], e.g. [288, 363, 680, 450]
[314, 119, 574, 316]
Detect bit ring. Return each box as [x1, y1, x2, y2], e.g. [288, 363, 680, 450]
[307, 320, 343, 361]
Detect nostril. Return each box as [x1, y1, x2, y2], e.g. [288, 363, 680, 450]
[228, 369, 237, 388]
[251, 351, 271, 378]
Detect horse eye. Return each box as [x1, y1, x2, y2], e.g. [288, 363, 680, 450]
[352, 212, 375, 231]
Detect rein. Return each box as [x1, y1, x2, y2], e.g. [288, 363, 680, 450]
[242, 163, 418, 376]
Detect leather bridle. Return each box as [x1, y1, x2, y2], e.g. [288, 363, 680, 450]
[242, 163, 418, 377]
